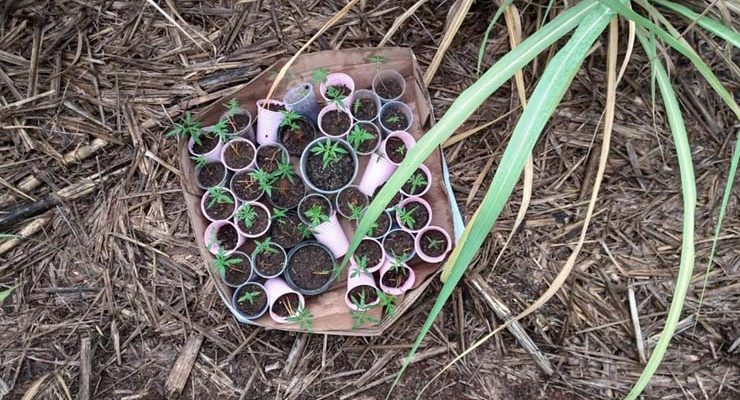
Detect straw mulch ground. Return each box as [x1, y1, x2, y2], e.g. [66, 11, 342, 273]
[1, 1, 738, 399]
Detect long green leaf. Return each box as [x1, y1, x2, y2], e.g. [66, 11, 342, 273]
[475, 0, 515, 76]
[598, 0, 740, 119]
[651, 0, 740, 47]
[384, 3, 620, 396]
[0, 285, 16, 304]
[625, 28, 697, 400]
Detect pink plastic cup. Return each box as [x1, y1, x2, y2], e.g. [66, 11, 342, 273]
[345, 262, 381, 310]
[200, 187, 238, 222]
[319, 73, 355, 109]
[317, 103, 353, 138]
[415, 225, 452, 263]
[313, 213, 349, 257]
[400, 164, 432, 197]
[265, 278, 306, 324]
[256, 99, 286, 145]
[381, 131, 416, 166]
[351, 237, 385, 273]
[204, 220, 244, 256]
[378, 258, 415, 296]
[233, 201, 271, 238]
[395, 196, 432, 233]
[358, 153, 397, 196]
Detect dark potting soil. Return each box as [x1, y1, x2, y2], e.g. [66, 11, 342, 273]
[236, 283, 267, 317]
[375, 77, 403, 100]
[402, 168, 429, 195]
[231, 171, 262, 201]
[381, 108, 409, 132]
[337, 186, 367, 217]
[351, 98, 377, 121]
[327, 84, 351, 97]
[280, 118, 317, 156]
[321, 110, 351, 136]
[356, 239, 382, 269]
[217, 224, 239, 250]
[305, 143, 354, 191]
[385, 137, 407, 164]
[237, 205, 268, 236]
[389, 190, 403, 209]
[348, 285, 378, 305]
[298, 195, 331, 222]
[204, 193, 234, 220]
[270, 212, 305, 248]
[254, 245, 284, 276]
[287, 245, 334, 291]
[367, 211, 391, 238]
[401, 200, 429, 231]
[265, 102, 286, 112]
[256, 145, 285, 173]
[383, 230, 414, 259]
[231, 114, 251, 131]
[197, 162, 225, 188]
[354, 122, 380, 153]
[381, 267, 409, 288]
[192, 133, 219, 154]
[223, 140, 254, 169]
[270, 175, 305, 209]
[273, 293, 300, 318]
[421, 229, 448, 258]
[224, 255, 251, 286]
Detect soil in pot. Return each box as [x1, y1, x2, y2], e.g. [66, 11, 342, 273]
[265, 103, 287, 112]
[305, 142, 354, 191]
[236, 205, 269, 236]
[197, 163, 225, 187]
[280, 118, 317, 155]
[337, 186, 367, 217]
[216, 224, 239, 250]
[254, 245, 284, 276]
[321, 110, 351, 136]
[223, 141, 255, 169]
[351, 122, 380, 154]
[402, 168, 429, 195]
[231, 171, 262, 201]
[356, 239, 382, 268]
[256, 145, 285, 173]
[273, 292, 300, 318]
[348, 285, 378, 305]
[383, 230, 415, 259]
[229, 113, 251, 131]
[327, 84, 351, 97]
[204, 192, 235, 220]
[385, 137, 408, 164]
[235, 283, 267, 317]
[375, 78, 403, 100]
[381, 267, 410, 288]
[421, 229, 448, 258]
[270, 176, 305, 209]
[367, 212, 391, 238]
[381, 108, 409, 132]
[270, 212, 305, 248]
[352, 98, 377, 121]
[224, 256, 251, 286]
[399, 200, 430, 231]
[192, 133, 219, 154]
[287, 245, 334, 291]
[298, 196, 331, 223]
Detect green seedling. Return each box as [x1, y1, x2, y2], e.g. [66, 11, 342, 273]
[385, 115, 401, 125]
[209, 118, 231, 142]
[350, 290, 379, 329]
[348, 204, 365, 221]
[167, 112, 202, 145]
[367, 219, 380, 237]
[311, 67, 329, 84]
[272, 208, 288, 224]
[389, 256, 408, 275]
[238, 289, 261, 304]
[350, 256, 371, 278]
[326, 86, 346, 109]
[297, 223, 313, 239]
[273, 158, 296, 184]
[235, 204, 257, 229]
[310, 140, 348, 169]
[254, 237, 278, 256]
[396, 206, 418, 229]
[377, 291, 397, 317]
[224, 98, 240, 117]
[280, 109, 301, 131]
[352, 98, 362, 114]
[406, 172, 428, 194]
[206, 187, 234, 209]
[393, 143, 406, 157]
[425, 235, 445, 250]
[286, 306, 313, 332]
[347, 125, 375, 151]
[248, 169, 275, 197]
[304, 203, 329, 228]
[367, 54, 386, 69]
[191, 155, 208, 169]
[213, 247, 242, 277]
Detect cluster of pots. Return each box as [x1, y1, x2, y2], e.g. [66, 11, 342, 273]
[188, 68, 452, 327]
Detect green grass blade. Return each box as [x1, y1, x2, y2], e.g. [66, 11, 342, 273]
[476, 0, 515, 77]
[0, 285, 16, 304]
[383, 3, 619, 396]
[625, 28, 697, 400]
[652, 0, 740, 47]
[598, 0, 740, 119]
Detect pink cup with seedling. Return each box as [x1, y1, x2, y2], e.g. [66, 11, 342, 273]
[400, 164, 432, 197]
[378, 258, 415, 296]
[345, 262, 381, 310]
[351, 237, 386, 273]
[415, 225, 452, 263]
[319, 73, 355, 109]
[381, 131, 416, 166]
[188, 125, 224, 162]
[358, 153, 397, 197]
[256, 99, 286, 145]
[298, 194, 349, 258]
[204, 220, 244, 256]
[395, 196, 433, 233]
[200, 187, 238, 222]
[265, 278, 306, 324]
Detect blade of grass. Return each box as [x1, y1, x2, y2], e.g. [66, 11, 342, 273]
[652, 0, 740, 47]
[384, 3, 618, 397]
[475, 0, 515, 76]
[378, 0, 429, 47]
[420, 12, 622, 394]
[623, 27, 697, 400]
[0, 285, 16, 304]
[598, 0, 740, 118]
[424, 0, 474, 85]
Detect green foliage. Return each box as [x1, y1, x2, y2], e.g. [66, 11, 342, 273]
[272, 208, 288, 223]
[224, 98, 240, 116]
[280, 109, 301, 130]
[286, 306, 313, 332]
[425, 235, 445, 251]
[406, 172, 428, 194]
[367, 54, 386, 69]
[377, 291, 397, 318]
[213, 247, 242, 277]
[167, 112, 203, 145]
[325, 86, 346, 109]
[235, 204, 257, 229]
[395, 205, 417, 229]
[210, 118, 231, 142]
[309, 140, 348, 169]
[304, 203, 329, 227]
[348, 125, 375, 151]
[254, 237, 278, 256]
[352, 98, 362, 115]
[347, 204, 365, 221]
[248, 169, 275, 197]
[297, 223, 313, 239]
[350, 256, 371, 278]
[206, 187, 234, 209]
[273, 158, 296, 184]
[0, 285, 17, 305]
[350, 290, 379, 329]
[191, 155, 208, 169]
[385, 115, 400, 124]
[238, 289, 261, 304]
[311, 67, 329, 84]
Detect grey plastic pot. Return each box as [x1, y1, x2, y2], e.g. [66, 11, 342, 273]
[283, 82, 319, 124]
[378, 101, 413, 134]
[349, 89, 382, 122]
[299, 137, 358, 195]
[372, 69, 406, 103]
[284, 241, 337, 296]
[232, 281, 269, 320]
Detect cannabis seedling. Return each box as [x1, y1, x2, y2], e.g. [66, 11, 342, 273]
[207, 187, 234, 209]
[209, 118, 231, 142]
[347, 125, 374, 151]
[352, 98, 362, 115]
[224, 98, 239, 117]
[406, 172, 428, 194]
[367, 54, 386, 69]
[254, 237, 279, 256]
[385, 115, 401, 125]
[304, 203, 329, 228]
[272, 208, 288, 224]
[310, 140, 348, 169]
[425, 235, 445, 250]
[325, 86, 346, 109]
[287, 306, 313, 332]
[396, 205, 418, 229]
[297, 223, 313, 239]
[377, 292, 397, 317]
[235, 204, 257, 229]
[238, 289, 261, 304]
[191, 155, 208, 169]
[280, 109, 301, 131]
[350, 290, 379, 329]
[213, 247, 242, 277]
[273, 158, 296, 184]
[311, 67, 329, 84]
[248, 169, 275, 197]
[167, 112, 202, 145]
[350, 256, 371, 278]
[347, 204, 365, 221]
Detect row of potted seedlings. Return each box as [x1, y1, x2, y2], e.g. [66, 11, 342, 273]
[171, 62, 452, 330]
